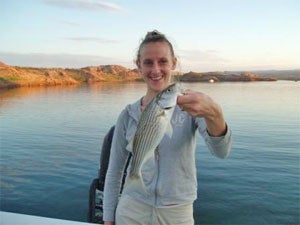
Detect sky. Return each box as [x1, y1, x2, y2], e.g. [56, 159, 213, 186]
[1, 0, 299, 72]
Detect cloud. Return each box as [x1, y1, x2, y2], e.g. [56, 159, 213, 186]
[179, 49, 229, 63]
[175, 49, 232, 72]
[44, 0, 125, 12]
[59, 20, 80, 26]
[0, 52, 133, 68]
[64, 37, 119, 44]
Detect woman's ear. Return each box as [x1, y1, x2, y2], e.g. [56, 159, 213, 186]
[172, 57, 177, 70]
[136, 60, 141, 72]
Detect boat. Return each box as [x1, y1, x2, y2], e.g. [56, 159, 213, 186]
[88, 126, 130, 224]
[0, 211, 92, 225]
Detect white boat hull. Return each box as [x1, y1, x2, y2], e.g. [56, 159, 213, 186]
[0, 211, 94, 225]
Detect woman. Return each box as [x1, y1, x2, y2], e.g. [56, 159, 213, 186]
[103, 30, 232, 225]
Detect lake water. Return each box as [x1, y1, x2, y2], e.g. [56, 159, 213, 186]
[0, 81, 299, 225]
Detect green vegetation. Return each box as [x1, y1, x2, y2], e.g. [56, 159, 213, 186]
[1, 76, 21, 81]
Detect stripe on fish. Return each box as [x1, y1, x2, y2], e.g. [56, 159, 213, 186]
[129, 83, 181, 179]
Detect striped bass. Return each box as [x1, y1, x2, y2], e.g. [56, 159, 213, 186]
[129, 83, 181, 179]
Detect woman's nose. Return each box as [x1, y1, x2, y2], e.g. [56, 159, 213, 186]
[151, 62, 160, 74]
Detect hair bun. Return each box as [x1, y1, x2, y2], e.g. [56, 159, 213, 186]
[135, 30, 175, 63]
[145, 30, 165, 39]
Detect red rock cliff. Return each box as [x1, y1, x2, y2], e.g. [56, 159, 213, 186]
[0, 62, 141, 88]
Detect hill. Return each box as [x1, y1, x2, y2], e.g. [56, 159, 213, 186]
[0, 62, 141, 88]
[179, 71, 277, 82]
[250, 70, 300, 81]
[1, 61, 299, 88]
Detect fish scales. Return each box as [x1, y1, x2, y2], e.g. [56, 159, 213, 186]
[129, 83, 181, 179]
[130, 101, 163, 178]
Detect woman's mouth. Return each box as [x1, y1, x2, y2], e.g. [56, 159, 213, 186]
[149, 76, 163, 81]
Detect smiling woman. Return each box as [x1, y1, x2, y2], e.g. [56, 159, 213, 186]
[135, 31, 177, 104]
[102, 30, 232, 225]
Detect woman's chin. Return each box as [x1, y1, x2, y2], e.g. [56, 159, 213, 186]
[148, 79, 167, 92]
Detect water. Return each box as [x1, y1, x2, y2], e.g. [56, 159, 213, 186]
[0, 81, 299, 225]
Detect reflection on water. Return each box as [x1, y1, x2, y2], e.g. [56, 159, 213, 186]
[0, 84, 82, 99]
[0, 81, 299, 225]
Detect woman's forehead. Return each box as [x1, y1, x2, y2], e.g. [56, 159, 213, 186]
[140, 42, 173, 59]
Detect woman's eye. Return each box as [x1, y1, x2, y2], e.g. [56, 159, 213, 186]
[143, 61, 152, 66]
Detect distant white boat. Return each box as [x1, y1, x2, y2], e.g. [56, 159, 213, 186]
[0, 211, 94, 225]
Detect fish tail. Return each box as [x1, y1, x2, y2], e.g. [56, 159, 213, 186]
[129, 171, 140, 179]
[129, 166, 141, 179]
[128, 172, 148, 193]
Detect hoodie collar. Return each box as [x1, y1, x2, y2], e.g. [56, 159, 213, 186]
[126, 97, 143, 123]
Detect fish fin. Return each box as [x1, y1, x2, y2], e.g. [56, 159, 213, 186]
[165, 122, 173, 138]
[158, 110, 166, 117]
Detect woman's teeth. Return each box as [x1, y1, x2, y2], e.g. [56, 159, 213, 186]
[150, 76, 162, 81]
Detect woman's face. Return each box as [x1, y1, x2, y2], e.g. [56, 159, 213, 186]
[137, 41, 177, 93]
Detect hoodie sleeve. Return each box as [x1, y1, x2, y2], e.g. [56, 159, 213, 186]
[195, 117, 232, 159]
[103, 109, 130, 222]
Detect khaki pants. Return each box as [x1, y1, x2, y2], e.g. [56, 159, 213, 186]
[116, 195, 194, 225]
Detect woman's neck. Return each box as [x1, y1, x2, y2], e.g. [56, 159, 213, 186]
[141, 90, 158, 111]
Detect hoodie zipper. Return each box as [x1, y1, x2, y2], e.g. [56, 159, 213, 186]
[155, 146, 160, 160]
[154, 146, 160, 206]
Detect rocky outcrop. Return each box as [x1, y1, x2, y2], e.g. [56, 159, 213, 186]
[179, 71, 277, 82]
[1, 61, 284, 89]
[0, 62, 141, 88]
[79, 65, 140, 82]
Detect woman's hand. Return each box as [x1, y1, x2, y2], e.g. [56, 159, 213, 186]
[177, 89, 227, 137]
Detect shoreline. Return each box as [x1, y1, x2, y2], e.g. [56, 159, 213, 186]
[1, 61, 299, 89]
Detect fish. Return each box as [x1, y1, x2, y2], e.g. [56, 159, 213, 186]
[129, 82, 181, 179]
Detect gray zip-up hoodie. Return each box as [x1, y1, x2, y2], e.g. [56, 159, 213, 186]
[103, 98, 232, 221]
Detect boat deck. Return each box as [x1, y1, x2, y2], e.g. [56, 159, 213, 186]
[0, 211, 95, 225]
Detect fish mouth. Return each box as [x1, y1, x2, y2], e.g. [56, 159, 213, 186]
[163, 106, 173, 110]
